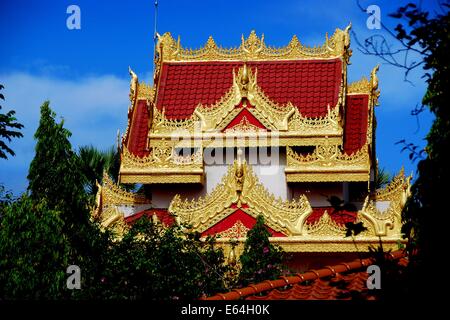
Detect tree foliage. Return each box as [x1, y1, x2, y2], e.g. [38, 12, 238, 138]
[1, 101, 234, 300]
[87, 218, 231, 300]
[393, 2, 450, 298]
[78, 145, 121, 196]
[27, 101, 87, 223]
[375, 166, 390, 189]
[356, 1, 450, 299]
[238, 215, 284, 286]
[0, 84, 24, 159]
[0, 196, 70, 299]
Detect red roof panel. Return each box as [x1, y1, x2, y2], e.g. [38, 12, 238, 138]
[126, 99, 150, 157]
[156, 59, 342, 119]
[344, 94, 369, 155]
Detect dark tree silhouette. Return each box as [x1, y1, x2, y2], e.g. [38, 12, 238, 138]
[0, 84, 24, 159]
[354, 1, 450, 300]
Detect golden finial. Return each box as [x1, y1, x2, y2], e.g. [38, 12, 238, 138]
[235, 148, 245, 205]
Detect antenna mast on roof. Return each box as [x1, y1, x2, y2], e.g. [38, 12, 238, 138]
[152, 0, 159, 82]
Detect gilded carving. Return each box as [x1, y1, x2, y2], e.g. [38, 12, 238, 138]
[348, 77, 371, 94]
[304, 211, 348, 237]
[359, 168, 411, 237]
[150, 65, 342, 140]
[91, 173, 150, 238]
[101, 172, 149, 206]
[119, 145, 204, 184]
[155, 27, 352, 63]
[285, 141, 370, 182]
[216, 220, 250, 239]
[169, 155, 312, 236]
[128, 66, 138, 104]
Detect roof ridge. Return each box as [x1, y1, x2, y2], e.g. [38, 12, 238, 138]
[203, 249, 406, 300]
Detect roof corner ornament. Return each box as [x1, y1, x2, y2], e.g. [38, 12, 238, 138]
[128, 66, 138, 104]
[370, 64, 380, 106]
[343, 23, 352, 63]
[92, 179, 103, 220]
[329, 23, 352, 62]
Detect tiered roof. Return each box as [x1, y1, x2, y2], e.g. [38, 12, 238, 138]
[120, 26, 379, 185]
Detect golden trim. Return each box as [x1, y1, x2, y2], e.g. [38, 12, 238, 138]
[91, 173, 151, 238]
[101, 172, 149, 206]
[120, 173, 204, 184]
[304, 211, 347, 236]
[122, 78, 155, 151]
[215, 239, 403, 255]
[285, 172, 370, 183]
[98, 207, 129, 238]
[149, 133, 342, 148]
[348, 77, 371, 94]
[137, 82, 155, 101]
[155, 26, 351, 63]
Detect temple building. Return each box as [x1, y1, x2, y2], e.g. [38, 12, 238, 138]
[93, 25, 411, 269]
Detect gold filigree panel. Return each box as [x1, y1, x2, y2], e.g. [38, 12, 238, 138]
[285, 141, 370, 182]
[216, 220, 250, 239]
[119, 144, 204, 184]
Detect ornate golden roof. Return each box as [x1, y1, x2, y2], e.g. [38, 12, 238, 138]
[155, 25, 352, 63]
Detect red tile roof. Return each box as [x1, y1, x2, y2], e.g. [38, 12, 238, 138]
[203, 250, 407, 300]
[156, 59, 343, 119]
[306, 207, 358, 225]
[126, 99, 150, 157]
[344, 94, 369, 155]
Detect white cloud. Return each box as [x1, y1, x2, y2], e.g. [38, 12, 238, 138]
[0, 72, 131, 194]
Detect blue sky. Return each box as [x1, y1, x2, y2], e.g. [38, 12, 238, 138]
[0, 0, 439, 194]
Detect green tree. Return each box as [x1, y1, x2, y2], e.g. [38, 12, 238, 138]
[355, 1, 450, 299]
[27, 101, 88, 225]
[393, 3, 450, 299]
[26, 101, 110, 297]
[0, 196, 70, 299]
[238, 216, 284, 286]
[0, 84, 24, 159]
[89, 217, 230, 300]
